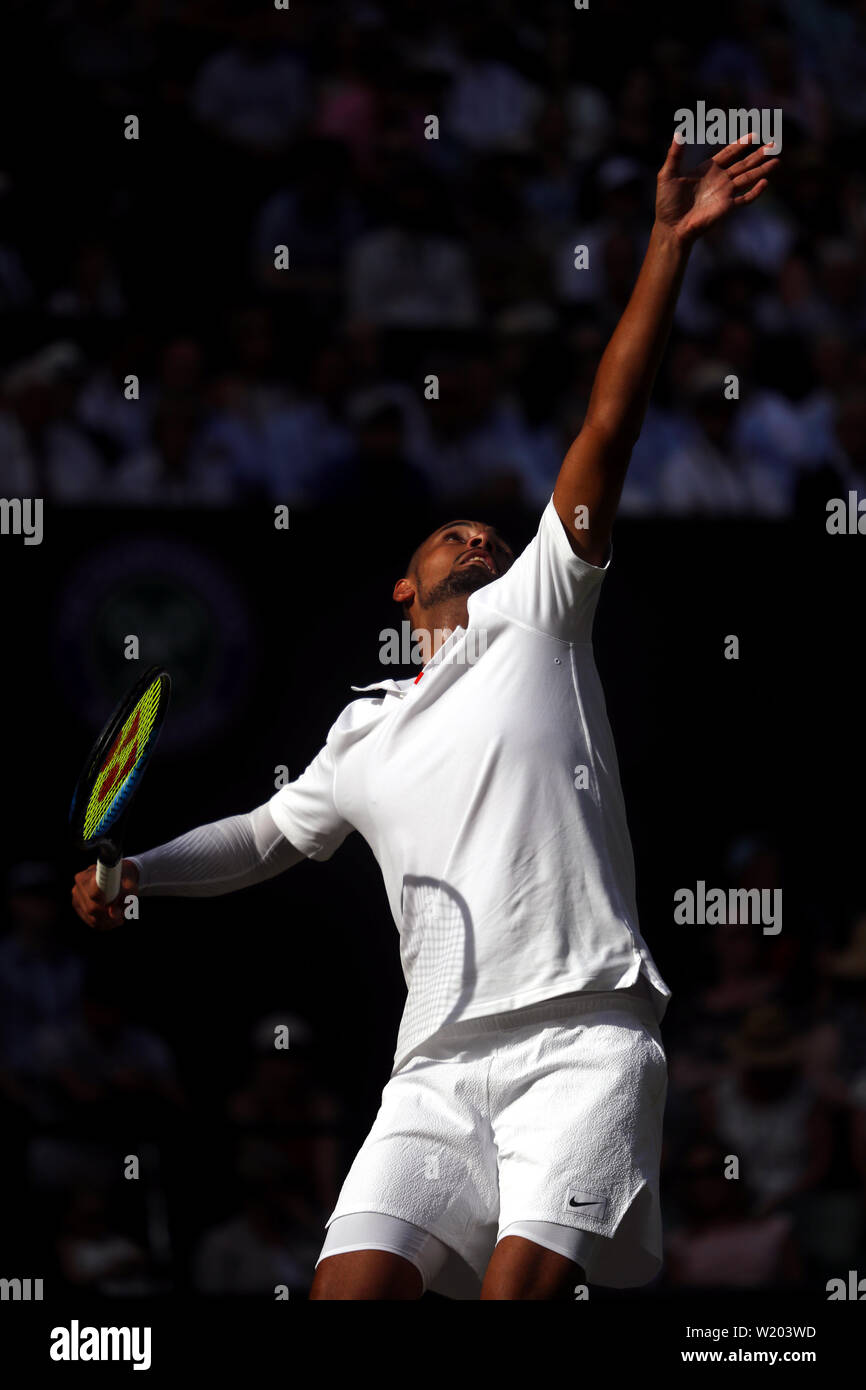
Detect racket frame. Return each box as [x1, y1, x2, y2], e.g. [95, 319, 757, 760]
[69, 665, 171, 903]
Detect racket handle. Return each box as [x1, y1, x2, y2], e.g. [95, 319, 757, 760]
[96, 851, 123, 904]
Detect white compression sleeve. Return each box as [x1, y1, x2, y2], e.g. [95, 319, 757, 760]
[126, 803, 304, 896]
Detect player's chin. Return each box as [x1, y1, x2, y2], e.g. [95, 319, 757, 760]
[450, 564, 496, 594]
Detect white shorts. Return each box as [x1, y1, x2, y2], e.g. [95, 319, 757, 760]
[318, 986, 668, 1299]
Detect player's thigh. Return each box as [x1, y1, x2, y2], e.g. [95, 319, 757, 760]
[481, 1235, 582, 1301]
[309, 1248, 423, 1300]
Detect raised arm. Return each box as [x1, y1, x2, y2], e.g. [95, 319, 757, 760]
[553, 132, 778, 564]
[71, 803, 304, 930]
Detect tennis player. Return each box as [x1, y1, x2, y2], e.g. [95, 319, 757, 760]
[72, 135, 777, 1299]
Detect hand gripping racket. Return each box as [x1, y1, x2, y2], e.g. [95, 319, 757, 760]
[69, 666, 171, 903]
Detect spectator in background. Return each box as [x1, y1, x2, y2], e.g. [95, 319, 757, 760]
[698, 0, 769, 96]
[802, 0, 866, 130]
[78, 331, 208, 467]
[46, 0, 155, 104]
[461, 153, 552, 322]
[342, 322, 438, 477]
[704, 1004, 832, 1217]
[443, 12, 542, 154]
[111, 397, 235, 507]
[797, 917, 866, 1270]
[47, 238, 125, 321]
[539, 18, 612, 164]
[57, 1187, 156, 1297]
[807, 915, 866, 1109]
[755, 247, 836, 337]
[346, 166, 479, 328]
[24, 972, 184, 1126]
[217, 305, 291, 420]
[522, 102, 582, 250]
[414, 348, 539, 504]
[658, 360, 793, 515]
[665, 836, 786, 1106]
[336, 400, 431, 512]
[265, 342, 356, 506]
[751, 30, 831, 148]
[313, 20, 382, 175]
[76, 327, 156, 459]
[670, 924, 780, 1097]
[251, 138, 363, 309]
[227, 1013, 341, 1214]
[815, 238, 866, 338]
[490, 308, 566, 509]
[619, 402, 690, 515]
[799, 333, 853, 456]
[827, 389, 866, 489]
[198, 338, 353, 507]
[666, 1138, 803, 1287]
[190, 25, 309, 154]
[554, 157, 651, 309]
[193, 1153, 323, 1296]
[0, 343, 105, 502]
[733, 331, 835, 492]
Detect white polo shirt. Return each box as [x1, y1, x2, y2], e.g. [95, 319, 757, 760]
[270, 495, 670, 1071]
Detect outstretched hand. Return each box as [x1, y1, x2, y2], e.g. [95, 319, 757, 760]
[655, 131, 779, 246]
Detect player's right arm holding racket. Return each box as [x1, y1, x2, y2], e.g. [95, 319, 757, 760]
[71, 736, 353, 930]
[70, 804, 306, 930]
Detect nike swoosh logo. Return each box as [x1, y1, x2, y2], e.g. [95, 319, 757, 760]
[568, 1198, 602, 1207]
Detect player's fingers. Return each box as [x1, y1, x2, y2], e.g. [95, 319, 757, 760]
[711, 131, 758, 166]
[729, 144, 776, 176]
[733, 178, 769, 206]
[71, 872, 119, 928]
[74, 865, 105, 907]
[90, 902, 120, 930]
[660, 133, 686, 174]
[70, 885, 97, 927]
[730, 163, 776, 193]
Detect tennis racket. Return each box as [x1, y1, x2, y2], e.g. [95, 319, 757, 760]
[69, 666, 171, 903]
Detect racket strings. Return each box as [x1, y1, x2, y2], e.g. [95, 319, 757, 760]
[82, 676, 164, 840]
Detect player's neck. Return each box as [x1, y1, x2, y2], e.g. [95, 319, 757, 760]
[413, 601, 470, 656]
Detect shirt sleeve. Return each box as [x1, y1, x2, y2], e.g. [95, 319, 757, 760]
[467, 493, 610, 643]
[268, 738, 353, 862]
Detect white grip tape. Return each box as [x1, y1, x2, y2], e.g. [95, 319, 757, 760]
[96, 858, 123, 903]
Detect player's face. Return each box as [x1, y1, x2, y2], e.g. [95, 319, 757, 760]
[412, 520, 514, 609]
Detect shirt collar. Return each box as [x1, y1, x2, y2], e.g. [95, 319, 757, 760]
[349, 678, 411, 699]
[350, 626, 468, 699]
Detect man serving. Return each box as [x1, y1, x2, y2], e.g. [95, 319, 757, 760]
[73, 134, 778, 1299]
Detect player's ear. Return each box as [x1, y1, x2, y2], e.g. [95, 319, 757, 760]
[393, 576, 415, 606]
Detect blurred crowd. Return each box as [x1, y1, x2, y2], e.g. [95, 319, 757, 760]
[0, 862, 339, 1297]
[1, 0, 865, 516]
[1, 845, 865, 1295]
